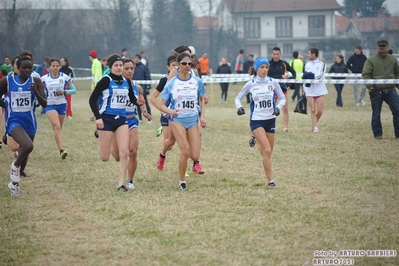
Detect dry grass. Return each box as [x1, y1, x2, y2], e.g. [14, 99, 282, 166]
[0, 81, 398, 266]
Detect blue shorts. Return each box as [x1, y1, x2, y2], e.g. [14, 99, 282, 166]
[45, 104, 67, 115]
[99, 113, 127, 132]
[6, 115, 37, 136]
[127, 117, 139, 130]
[160, 115, 169, 127]
[174, 116, 198, 130]
[250, 118, 276, 133]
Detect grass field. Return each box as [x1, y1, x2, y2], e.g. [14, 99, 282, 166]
[1, 80, 398, 265]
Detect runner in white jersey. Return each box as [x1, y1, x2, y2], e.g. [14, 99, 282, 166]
[41, 58, 77, 159]
[235, 57, 285, 189]
[0, 56, 47, 196]
[158, 53, 206, 190]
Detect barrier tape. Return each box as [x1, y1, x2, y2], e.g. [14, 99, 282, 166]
[73, 76, 399, 85]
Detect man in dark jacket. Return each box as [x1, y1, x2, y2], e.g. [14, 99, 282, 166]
[268, 47, 296, 132]
[133, 54, 151, 122]
[347, 45, 368, 106]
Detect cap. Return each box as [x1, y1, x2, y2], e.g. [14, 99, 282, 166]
[248, 53, 254, 57]
[89, 50, 98, 58]
[188, 46, 196, 56]
[254, 57, 269, 72]
[377, 39, 388, 46]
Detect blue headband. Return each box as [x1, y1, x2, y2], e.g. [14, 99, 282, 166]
[254, 57, 269, 72]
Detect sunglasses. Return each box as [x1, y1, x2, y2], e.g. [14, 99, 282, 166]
[180, 61, 192, 66]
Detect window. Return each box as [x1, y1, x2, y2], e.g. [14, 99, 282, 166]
[283, 44, 293, 56]
[244, 18, 260, 38]
[276, 17, 292, 38]
[308, 16, 325, 37]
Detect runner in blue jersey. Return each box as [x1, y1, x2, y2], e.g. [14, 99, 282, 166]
[158, 53, 206, 190]
[41, 58, 77, 159]
[110, 58, 151, 189]
[235, 57, 286, 189]
[0, 56, 47, 196]
[89, 55, 143, 192]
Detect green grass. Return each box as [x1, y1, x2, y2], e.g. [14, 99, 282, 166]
[0, 81, 398, 265]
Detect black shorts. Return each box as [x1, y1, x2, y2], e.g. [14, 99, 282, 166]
[250, 118, 276, 133]
[98, 113, 127, 132]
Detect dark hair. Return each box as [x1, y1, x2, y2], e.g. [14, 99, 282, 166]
[177, 52, 191, 63]
[387, 49, 393, 55]
[239, 49, 244, 54]
[61, 57, 70, 67]
[16, 56, 32, 69]
[309, 48, 319, 57]
[135, 54, 142, 60]
[19, 50, 33, 60]
[167, 55, 176, 66]
[121, 48, 127, 53]
[173, 46, 191, 57]
[123, 58, 135, 66]
[107, 53, 120, 62]
[49, 58, 60, 66]
[4, 56, 10, 60]
[293, 51, 299, 58]
[355, 45, 362, 50]
[249, 67, 256, 76]
[272, 47, 281, 52]
[11, 55, 20, 66]
[335, 54, 344, 61]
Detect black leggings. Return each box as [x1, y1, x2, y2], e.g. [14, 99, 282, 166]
[220, 83, 229, 101]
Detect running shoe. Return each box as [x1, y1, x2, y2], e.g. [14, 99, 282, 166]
[283, 128, 289, 133]
[60, 150, 68, 160]
[156, 154, 165, 171]
[179, 182, 187, 190]
[117, 184, 128, 192]
[21, 171, 27, 177]
[8, 182, 20, 196]
[156, 126, 163, 137]
[312, 127, 319, 133]
[94, 130, 99, 138]
[127, 180, 135, 189]
[10, 161, 21, 183]
[192, 163, 205, 174]
[185, 171, 189, 177]
[268, 181, 277, 189]
[249, 136, 256, 147]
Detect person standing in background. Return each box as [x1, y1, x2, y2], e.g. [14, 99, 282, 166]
[243, 53, 254, 103]
[362, 39, 399, 139]
[198, 52, 210, 76]
[121, 48, 128, 59]
[235, 49, 244, 74]
[140, 51, 148, 66]
[329, 55, 348, 107]
[0, 56, 13, 75]
[216, 57, 232, 104]
[60, 57, 75, 119]
[346, 45, 368, 106]
[133, 54, 152, 122]
[89, 50, 102, 121]
[290, 51, 304, 102]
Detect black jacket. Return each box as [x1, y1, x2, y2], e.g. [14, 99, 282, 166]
[329, 62, 348, 79]
[216, 64, 232, 74]
[268, 59, 296, 91]
[243, 60, 254, 73]
[346, 53, 367, 73]
[133, 62, 151, 90]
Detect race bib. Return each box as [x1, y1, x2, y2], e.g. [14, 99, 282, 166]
[11, 91, 32, 112]
[110, 89, 128, 109]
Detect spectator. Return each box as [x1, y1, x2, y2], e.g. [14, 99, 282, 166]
[89, 50, 102, 121]
[121, 48, 128, 59]
[100, 57, 110, 76]
[133, 54, 152, 122]
[216, 57, 232, 104]
[362, 39, 399, 139]
[35, 56, 51, 76]
[243, 53, 255, 103]
[329, 55, 348, 107]
[346, 45, 368, 106]
[198, 52, 210, 76]
[0, 56, 13, 75]
[60, 57, 75, 119]
[290, 51, 304, 102]
[140, 51, 148, 66]
[235, 49, 244, 74]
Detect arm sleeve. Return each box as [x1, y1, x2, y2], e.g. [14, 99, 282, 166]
[273, 80, 286, 110]
[235, 81, 251, 109]
[89, 77, 109, 119]
[128, 80, 138, 106]
[346, 57, 353, 72]
[155, 77, 167, 93]
[285, 61, 296, 79]
[361, 60, 373, 89]
[314, 62, 325, 79]
[65, 83, 77, 94]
